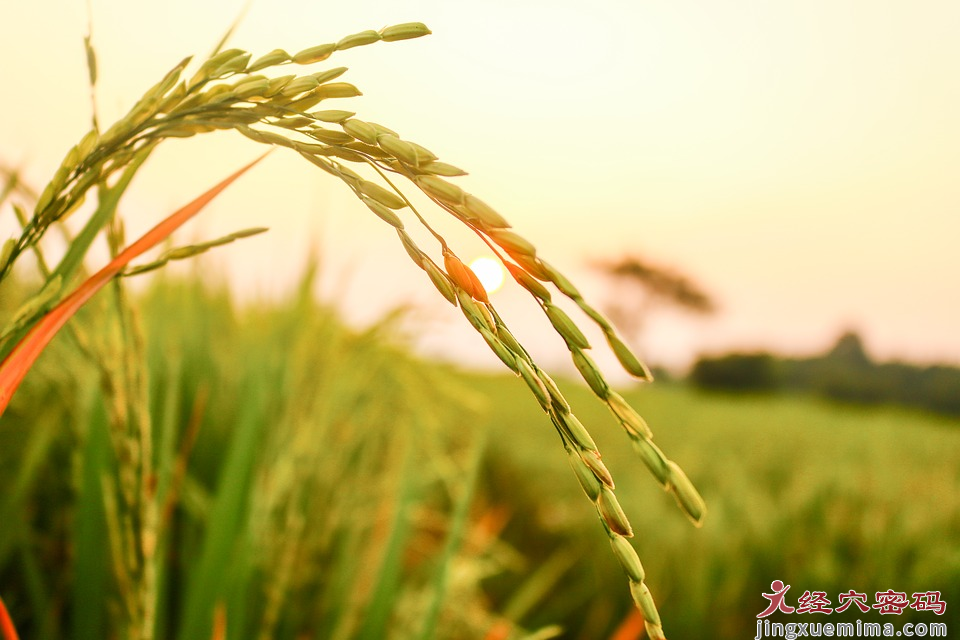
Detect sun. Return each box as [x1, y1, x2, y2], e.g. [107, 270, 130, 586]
[468, 256, 506, 295]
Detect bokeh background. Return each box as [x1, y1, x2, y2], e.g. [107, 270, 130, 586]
[3, 0, 959, 370]
[0, 1, 957, 639]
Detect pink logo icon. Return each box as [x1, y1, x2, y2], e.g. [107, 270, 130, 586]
[758, 580, 796, 618]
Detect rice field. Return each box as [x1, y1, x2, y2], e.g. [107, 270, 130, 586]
[1, 16, 957, 640]
[0, 273, 957, 639]
[470, 373, 960, 638]
[0, 23, 700, 639]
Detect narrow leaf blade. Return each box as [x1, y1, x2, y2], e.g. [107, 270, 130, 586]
[0, 154, 266, 416]
[0, 595, 19, 640]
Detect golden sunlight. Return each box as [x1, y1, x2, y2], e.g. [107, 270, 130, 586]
[468, 256, 505, 295]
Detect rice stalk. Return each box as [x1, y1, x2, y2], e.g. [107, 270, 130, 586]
[0, 21, 705, 638]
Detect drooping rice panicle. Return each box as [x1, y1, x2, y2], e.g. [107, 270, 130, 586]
[0, 22, 702, 638]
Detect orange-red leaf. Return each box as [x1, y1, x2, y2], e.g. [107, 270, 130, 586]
[608, 608, 646, 640]
[0, 595, 19, 640]
[211, 601, 227, 640]
[0, 154, 266, 416]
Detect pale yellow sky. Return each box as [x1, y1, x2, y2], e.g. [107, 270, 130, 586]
[1, 0, 958, 371]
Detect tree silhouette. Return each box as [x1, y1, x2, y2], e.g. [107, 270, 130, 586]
[826, 330, 872, 368]
[594, 255, 716, 346]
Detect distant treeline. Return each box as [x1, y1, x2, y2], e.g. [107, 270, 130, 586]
[689, 332, 960, 417]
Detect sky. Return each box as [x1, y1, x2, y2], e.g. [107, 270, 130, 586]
[1, 0, 958, 373]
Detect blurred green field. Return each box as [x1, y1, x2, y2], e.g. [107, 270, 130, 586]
[471, 373, 960, 638]
[0, 273, 957, 639]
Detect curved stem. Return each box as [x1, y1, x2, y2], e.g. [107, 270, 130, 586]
[361, 158, 449, 250]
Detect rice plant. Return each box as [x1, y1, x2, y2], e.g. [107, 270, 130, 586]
[0, 20, 706, 639]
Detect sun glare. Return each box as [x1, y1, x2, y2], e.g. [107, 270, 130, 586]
[468, 256, 505, 295]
